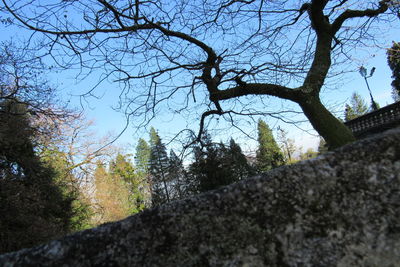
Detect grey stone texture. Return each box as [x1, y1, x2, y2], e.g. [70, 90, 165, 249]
[1, 128, 400, 266]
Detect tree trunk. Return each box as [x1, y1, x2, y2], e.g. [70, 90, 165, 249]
[298, 94, 355, 150]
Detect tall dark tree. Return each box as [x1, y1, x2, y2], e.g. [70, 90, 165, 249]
[0, 99, 74, 253]
[189, 134, 234, 193]
[149, 127, 171, 206]
[188, 133, 252, 193]
[387, 41, 400, 101]
[3, 1, 397, 149]
[256, 119, 285, 172]
[225, 138, 255, 180]
[168, 149, 187, 199]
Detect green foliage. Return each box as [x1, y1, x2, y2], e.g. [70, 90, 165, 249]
[149, 127, 171, 206]
[189, 133, 253, 193]
[387, 41, 400, 101]
[135, 138, 151, 175]
[40, 148, 94, 232]
[344, 92, 369, 121]
[256, 119, 285, 172]
[168, 149, 188, 199]
[109, 154, 147, 214]
[0, 99, 74, 253]
[300, 148, 319, 160]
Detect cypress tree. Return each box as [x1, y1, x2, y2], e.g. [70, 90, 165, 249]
[256, 119, 285, 172]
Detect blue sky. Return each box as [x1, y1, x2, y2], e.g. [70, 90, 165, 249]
[1, 2, 399, 157]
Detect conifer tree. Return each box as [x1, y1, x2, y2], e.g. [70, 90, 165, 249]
[225, 138, 255, 180]
[387, 41, 400, 101]
[134, 138, 152, 207]
[188, 134, 252, 193]
[344, 92, 368, 121]
[189, 133, 232, 193]
[0, 99, 75, 253]
[256, 119, 285, 172]
[168, 149, 187, 199]
[149, 127, 171, 206]
[135, 138, 151, 175]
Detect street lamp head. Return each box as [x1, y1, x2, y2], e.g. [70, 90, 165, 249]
[370, 67, 376, 77]
[359, 66, 367, 77]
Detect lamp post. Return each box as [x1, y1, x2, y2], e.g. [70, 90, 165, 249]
[359, 66, 378, 111]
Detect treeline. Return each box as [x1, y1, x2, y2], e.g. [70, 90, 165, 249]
[0, 97, 322, 253]
[92, 119, 324, 224]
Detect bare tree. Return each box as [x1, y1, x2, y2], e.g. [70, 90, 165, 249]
[1, 0, 399, 149]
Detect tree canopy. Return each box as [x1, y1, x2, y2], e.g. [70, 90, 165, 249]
[344, 92, 369, 121]
[1, 1, 399, 149]
[256, 119, 285, 172]
[387, 41, 400, 101]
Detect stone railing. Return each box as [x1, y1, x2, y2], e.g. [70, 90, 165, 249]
[344, 101, 400, 138]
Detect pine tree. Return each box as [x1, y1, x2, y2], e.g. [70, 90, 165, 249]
[387, 41, 400, 101]
[149, 127, 171, 206]
[256, 119, 285, 172]
[344, 92, 368, 121]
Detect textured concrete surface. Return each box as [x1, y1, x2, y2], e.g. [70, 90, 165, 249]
[1, 128, 400, 266]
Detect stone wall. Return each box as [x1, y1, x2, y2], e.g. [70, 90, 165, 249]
[1, 128, 400, 266]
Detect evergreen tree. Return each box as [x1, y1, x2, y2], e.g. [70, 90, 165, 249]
[135, 138, 151, 175]
[188, 134, 252, 193]
[0, 99, 75, 253]
[168, 149, 187, 199]
[344, 92, 369, 121]
[149, 127, 171, 206]
[225, 138, 255, 180]
[256, 119, 285, 172]
[387, 41, 400, 101]
[134, 138, 152, 208]
[189, 134, 233, 193]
